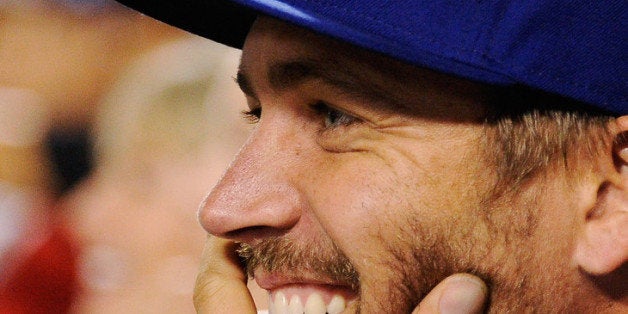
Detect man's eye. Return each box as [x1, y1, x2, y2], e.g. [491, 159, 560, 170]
[241, 107, 261, 124]
[312, 101, 358, 128]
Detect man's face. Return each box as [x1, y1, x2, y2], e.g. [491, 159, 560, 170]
[199, 17, 582, 313]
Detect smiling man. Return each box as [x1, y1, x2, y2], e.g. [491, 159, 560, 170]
[116, 1, 626, 313]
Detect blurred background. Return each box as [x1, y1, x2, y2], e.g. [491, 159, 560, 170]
[0, 0, 260, 312]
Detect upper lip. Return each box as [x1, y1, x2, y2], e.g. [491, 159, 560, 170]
[253, 269, 353, 291]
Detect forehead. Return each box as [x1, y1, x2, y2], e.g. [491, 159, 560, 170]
[242, 17, 431, 86]
[241, 16, 487, 120]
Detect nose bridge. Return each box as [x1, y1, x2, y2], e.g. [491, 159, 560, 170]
[198, 123, 303, 238]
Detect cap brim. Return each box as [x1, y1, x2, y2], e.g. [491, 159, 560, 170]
[118, 0, 255, 49]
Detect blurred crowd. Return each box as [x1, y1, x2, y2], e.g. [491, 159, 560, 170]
[0, 0, 252, 312]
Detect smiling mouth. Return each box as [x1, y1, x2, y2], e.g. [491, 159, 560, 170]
[255, 271, 357, 314]
[238, 239, 359, 313]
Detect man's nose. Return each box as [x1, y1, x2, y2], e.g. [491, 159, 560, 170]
[198, 125, 304, 241]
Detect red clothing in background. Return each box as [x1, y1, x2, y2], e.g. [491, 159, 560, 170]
[0, 220, 80, 314]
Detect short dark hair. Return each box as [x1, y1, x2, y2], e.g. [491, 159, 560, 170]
[483, 86, 614, 196]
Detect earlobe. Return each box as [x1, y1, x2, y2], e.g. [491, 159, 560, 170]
[574, 115, 628, 276]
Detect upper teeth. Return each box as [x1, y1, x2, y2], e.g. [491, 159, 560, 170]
[269, 291, 346, 314]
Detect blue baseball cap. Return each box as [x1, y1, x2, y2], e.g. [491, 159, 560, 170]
[117, 0, 626, 115]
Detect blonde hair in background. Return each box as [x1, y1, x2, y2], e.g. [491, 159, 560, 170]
[93, 35, 247, 191]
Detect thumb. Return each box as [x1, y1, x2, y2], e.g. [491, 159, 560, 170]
[193, 236, 257, 314]
[412, 273, 488, 314]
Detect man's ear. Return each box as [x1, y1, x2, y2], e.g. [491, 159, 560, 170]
[574, 115, 628, 276]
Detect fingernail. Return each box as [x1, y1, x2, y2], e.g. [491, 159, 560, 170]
[439, 277, 487, 314]
[619, 147, 628, 163]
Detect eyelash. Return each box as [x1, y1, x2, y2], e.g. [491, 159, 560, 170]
[241, 107, 261, 124]
[311, 101, 358, 128]
[241, 102, 358, 129]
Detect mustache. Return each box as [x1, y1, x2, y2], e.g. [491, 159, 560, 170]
[237, 237, 360, 291]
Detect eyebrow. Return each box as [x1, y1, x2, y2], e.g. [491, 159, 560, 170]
[235, 70, 255, 97]
[236, 58, 408, 111]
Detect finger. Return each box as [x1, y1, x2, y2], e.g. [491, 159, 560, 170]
[412, 273, 488, 314]
[193, 236, 257, 314]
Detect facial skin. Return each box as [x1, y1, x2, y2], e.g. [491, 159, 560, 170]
[199, 17, 622, 313]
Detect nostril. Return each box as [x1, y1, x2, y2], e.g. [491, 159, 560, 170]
[223, 225, 290, 244]
[199, 183, 304, 239]
[198, 150, 305, 241]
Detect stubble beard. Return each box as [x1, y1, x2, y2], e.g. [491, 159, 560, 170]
[236, 227, 467, 313]
[236, 228, 470, 313]
[237, 193, 580, 313]
[379, 189, 582, 314]
[237, 236, 360, 291]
